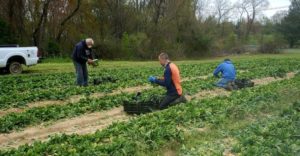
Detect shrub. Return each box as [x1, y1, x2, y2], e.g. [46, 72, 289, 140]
[47, 40, 61, 56]
[121, 32, 150, 59]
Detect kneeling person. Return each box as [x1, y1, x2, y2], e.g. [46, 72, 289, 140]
[148, 53, 187, 110]
[213, 59, 236, 90]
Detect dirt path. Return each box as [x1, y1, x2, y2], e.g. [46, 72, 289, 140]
[0, 72, 296, 149]
[252, 72, 295, 85]
[0, 107, 129, 149]
[186, 88, 230, 101]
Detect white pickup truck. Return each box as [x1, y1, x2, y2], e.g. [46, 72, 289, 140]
[0, 45, 39, 74]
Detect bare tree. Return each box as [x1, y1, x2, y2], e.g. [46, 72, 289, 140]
[104, 0, 128, 38]
[271, 10, 288, 24]
[32, 0, 51, 47]
[195, 0, 209, 21]
[55, 0, 81, 42]
[214, 0, 232, 24]
[149, 0, 166, 25]
[237, 0, 269, 39]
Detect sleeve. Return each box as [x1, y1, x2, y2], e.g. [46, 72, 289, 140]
[213, 64, 222, 77]
[155, 67, 172, 87]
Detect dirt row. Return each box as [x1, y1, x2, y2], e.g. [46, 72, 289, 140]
[0, 72, 295, 150]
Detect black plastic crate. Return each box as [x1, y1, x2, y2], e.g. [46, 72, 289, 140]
[122, 92, 162, 114]
[123, 101, 156, 114]
[234, 79, 254, 89]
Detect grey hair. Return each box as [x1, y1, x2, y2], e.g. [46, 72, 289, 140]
[159, 53, 169, 60]
[85, 38, 94, 45]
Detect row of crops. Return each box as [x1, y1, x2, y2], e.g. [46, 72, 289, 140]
[1, 67, 299, 155]
[0, 58, 299, 109]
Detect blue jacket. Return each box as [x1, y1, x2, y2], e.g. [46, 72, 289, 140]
[72, 40, 93, 64]
[213, 60, 236, 80]
[155, 62, 182, 96]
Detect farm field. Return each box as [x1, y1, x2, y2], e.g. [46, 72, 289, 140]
[0, 51, 299, 155]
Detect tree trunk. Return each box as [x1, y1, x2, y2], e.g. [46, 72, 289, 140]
[32, 0, 51, 47]
[55, 0, 81, 42]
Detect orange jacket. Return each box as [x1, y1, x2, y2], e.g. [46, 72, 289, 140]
[155, 62, 182, 96]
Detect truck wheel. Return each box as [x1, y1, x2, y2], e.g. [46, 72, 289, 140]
[8, 62, 23, 74]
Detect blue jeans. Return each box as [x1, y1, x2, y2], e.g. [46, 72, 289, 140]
[73, 61, 88, 86]
[215, 78, 234, 88]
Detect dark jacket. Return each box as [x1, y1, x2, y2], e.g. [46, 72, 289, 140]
[72, 40, 93, 64]
[213, 60, 236, 80]
[155, 62, 182, 96]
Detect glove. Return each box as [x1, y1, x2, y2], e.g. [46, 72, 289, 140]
[148, 76, 157, 83]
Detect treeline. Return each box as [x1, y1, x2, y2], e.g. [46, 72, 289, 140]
[0, 0, 299, 59]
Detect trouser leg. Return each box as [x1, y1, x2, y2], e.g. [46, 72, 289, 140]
[215, 78, 234, 90]
[159, 94, 180, 110]
[215, 78, 232, 88]
[74, 61, 84, 86]
[82, 63, 88, 86]
[215, 78, 228, 88]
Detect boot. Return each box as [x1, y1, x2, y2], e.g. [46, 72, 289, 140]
[225, 81, 234, 91]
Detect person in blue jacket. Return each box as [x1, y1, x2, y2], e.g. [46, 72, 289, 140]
[72, 38, 94, 86]
[213, 59, 236, 90]
[148, 53, 187, 110]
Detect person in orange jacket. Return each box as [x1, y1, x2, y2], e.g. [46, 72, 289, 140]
[148, 53, 187, 109]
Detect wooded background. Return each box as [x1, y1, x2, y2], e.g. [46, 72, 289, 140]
[0, 0, 299, 59]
